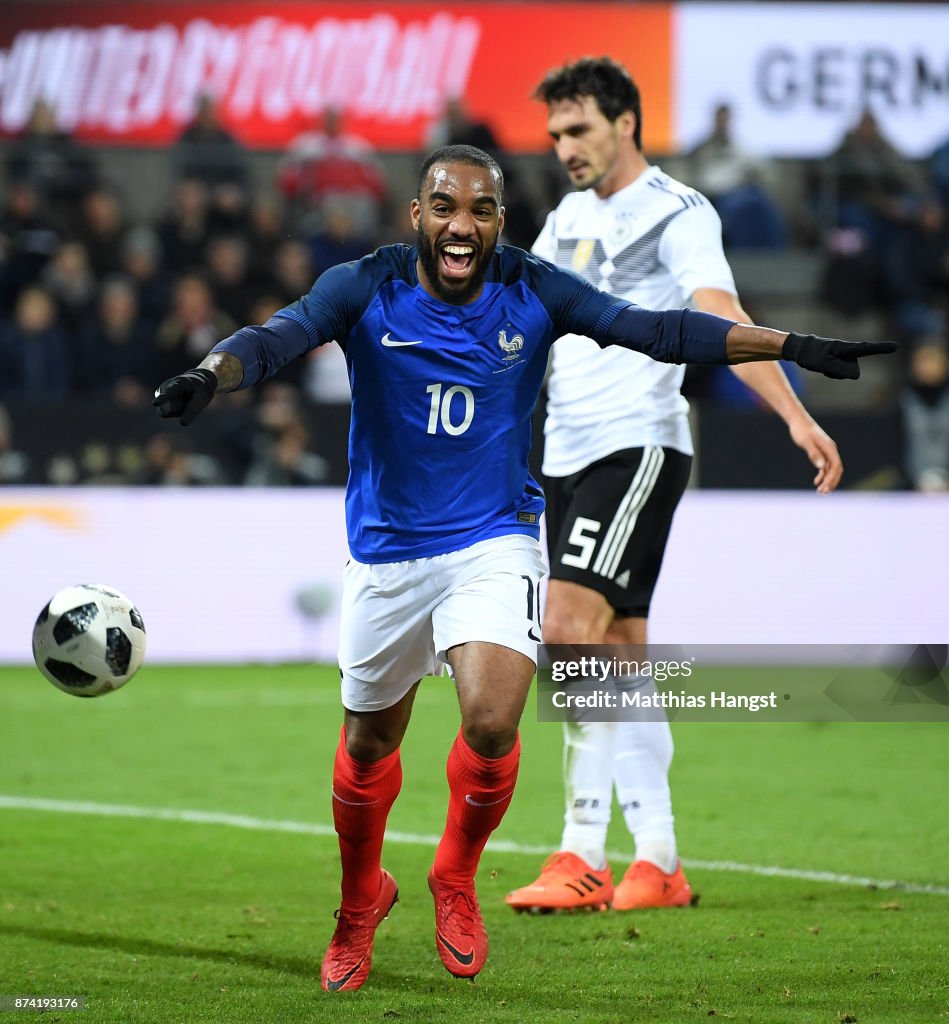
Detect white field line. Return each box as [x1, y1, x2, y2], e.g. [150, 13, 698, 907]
[3, 688, 342, 710]
[1, 794, 947, 897]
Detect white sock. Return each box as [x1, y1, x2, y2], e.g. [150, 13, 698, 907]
[559, 719, 615, 870]
[613, 717, 678, 874]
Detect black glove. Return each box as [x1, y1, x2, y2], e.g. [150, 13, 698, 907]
[783, 333, 897, 380]
[152, 368, 218, 426]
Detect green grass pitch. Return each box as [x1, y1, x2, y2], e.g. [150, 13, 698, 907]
[1, 664, 947, 1023]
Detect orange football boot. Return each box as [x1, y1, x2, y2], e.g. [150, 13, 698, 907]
[321, 869, 399, 991]
[611, 859, 692, 911]
[505, 852, 613, 912]
[428, 871, 488, 978]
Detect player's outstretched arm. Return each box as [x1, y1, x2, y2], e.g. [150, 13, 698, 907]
[152, 352, 245, 426]
[588, 301, 895, 379]
[726, 325, 897, 380]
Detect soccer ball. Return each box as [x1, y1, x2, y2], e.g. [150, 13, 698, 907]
[32, 584, 146, 697]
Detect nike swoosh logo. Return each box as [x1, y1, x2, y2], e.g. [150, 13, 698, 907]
[331, 789, 379, 807]
[465, 790, 514, 808]
[325, 956, 367, 991]
[528, 627, 542, 642]
[381, 333, 423, 347]
[436, 930, 474, 965]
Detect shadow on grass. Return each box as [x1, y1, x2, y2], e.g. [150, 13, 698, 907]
[0, 922, 314, 978]
[0, 921, 661, 1017]
[0, 924, 506, 998]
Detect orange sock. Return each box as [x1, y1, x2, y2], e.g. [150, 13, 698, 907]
[432, 730, 520, 886]
[332, 727, 402, 909]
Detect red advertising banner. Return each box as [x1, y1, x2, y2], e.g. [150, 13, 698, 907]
[0, 3, 673, 152]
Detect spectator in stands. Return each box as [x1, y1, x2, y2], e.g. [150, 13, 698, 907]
[308, 196, 371, 279]
[243, 384, 329, 486]
[0, 286, 70, 398]
[152, 272, 236, 384]
[271, 239, 315, 306]
[822, 109, 926, 247]
[121, 227, 171, 328]
[0, 181, 59, 313]
[248, 294, 283, 328]
[208, 385, 257, 483]
[171, 93, 251, 228]
[686, 102, 788, 248]
[384, 201, 420, 247]
[244, 416, 329, 486]
[428, 96, 502, 154]
[41, 241, 97, 340]
[206, 235, 252, 324]
[77, 442, 127, 486]
[277, 107, 387, 237]
[157, 178, 211, 274]
[45, 453, 80, 485]
[257, 247, 313, 392]
[5, 99, 98, 229]
[0, 403, 31, 484]
[901, 341, 949, 492]
[77, 276, 153, 404]
[76, 186, 127, 278]
[818, 225, 885, 318]
[885, 196, 949, 343]
[131, 431, 224, 486]
[246, 199, 286, 290]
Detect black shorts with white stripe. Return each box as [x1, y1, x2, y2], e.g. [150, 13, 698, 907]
[544, 446, 692, 618]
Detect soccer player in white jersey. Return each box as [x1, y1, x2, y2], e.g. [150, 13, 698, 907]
[153, 145, 890, 988]
[506, 58, 844, 914]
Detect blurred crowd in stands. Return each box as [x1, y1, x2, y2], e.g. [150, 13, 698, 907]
[1, 95, 947, 490]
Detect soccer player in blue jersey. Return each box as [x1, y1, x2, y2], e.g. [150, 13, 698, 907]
[153, 144, 893, 991]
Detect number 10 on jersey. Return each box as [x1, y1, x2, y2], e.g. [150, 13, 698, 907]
[426, 383, 475, 436]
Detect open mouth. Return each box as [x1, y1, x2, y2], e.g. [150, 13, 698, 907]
[439, 243, 477, 279]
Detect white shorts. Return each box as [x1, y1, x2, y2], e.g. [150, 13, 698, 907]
[338, 534, 546, 712]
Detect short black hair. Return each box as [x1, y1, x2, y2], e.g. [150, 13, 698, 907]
[534, 57, 643, 151]
[416, 144, 504, 201]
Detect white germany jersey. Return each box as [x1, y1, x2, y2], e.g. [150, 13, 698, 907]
[534, 165, 737, 476]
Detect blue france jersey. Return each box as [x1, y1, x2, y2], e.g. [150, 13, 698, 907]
[213, 243, 730, 562]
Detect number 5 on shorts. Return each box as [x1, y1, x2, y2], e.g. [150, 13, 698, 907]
[561, 517, 601, 570]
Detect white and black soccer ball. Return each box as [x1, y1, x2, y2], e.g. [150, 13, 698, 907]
[32, 584, 146, 697]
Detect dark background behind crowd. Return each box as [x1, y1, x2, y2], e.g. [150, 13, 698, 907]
[1, 93, 947, 491]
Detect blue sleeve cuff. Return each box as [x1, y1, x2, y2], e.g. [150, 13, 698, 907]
[273, 308, 321, 348]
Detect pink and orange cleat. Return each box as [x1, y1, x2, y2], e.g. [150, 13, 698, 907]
[505, 851, 613, 913]
[321, 869, 399, 992]
[428, 870, 489, 979]
[612, 859, 693, 911]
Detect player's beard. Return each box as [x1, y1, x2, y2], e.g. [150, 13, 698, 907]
[571, 165, 605, 192]
[416, 225, 496, 305]
[568, 131, 621, 195]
